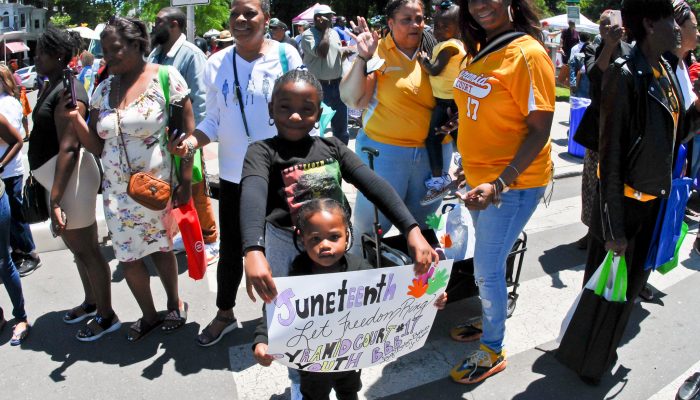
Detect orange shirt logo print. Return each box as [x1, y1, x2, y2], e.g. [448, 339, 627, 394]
[454, 70, 492, 121]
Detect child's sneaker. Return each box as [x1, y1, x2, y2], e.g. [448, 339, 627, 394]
[205, 242, 220, 266]
[421, 174, 453, 206]
[452, 152, 462, 167]
[450, 344, 507, 384]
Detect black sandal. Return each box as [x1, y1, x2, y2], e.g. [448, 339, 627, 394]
[162, 302, 188, 333]
[76, 314, 122, 342]
[63, 302, 97, 325]
[127, 316, 164, 343]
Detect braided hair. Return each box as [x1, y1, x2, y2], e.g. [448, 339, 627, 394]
[38, 25, 82, 68]
[271, 69, 324, 106]
[101, 16, 151, 57]
[295, 198, 352, 239]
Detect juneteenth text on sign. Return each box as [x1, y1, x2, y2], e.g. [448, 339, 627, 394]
[274, 273, 397, 326]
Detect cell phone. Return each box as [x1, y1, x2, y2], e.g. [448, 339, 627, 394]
[62, 68, 77, 109]
[168, 102, 184, 138]
[609, 10, 622, 28]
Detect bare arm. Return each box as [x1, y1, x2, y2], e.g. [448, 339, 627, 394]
[419, 47, 459, 77]
[339, 17, 379, 110]
[0, 113, 23, 170]
[58, 88, 104, 155]
[595, 25, 624, 73]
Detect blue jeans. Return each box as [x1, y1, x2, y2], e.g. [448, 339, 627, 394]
[0, 192, 26, 321]
[321, 80, 349, 145]
[470, 186, 545, 353]
[3, 175, 36, 254]
[352, 132, 451, 250]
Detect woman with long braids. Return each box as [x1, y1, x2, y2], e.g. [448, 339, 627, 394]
[29, 26, 119, 342]
[340, 0, 449, 253]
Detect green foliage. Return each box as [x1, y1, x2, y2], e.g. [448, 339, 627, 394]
[49, 13, 73, 27]
[580, 0, 621, 23]
[140, 0, 230, 36]
[50, 0, 113, 29]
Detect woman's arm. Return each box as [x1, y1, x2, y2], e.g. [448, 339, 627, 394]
[419, 46, 459, 77]
[0, 113, 23, 170]
[58, 88, 104, 155]
[340, 17, 379, 110]
[50, 100, 86, 235]
[462, 110, 553, 210]
[172, 97, 195, 208]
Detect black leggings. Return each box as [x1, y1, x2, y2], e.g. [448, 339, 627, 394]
[426, 98, 458, 175]
[216, 179, 243, 310]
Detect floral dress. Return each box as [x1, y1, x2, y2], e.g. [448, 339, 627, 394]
[90, 66, 189, 262]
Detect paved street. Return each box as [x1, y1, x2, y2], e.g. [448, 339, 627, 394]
[1, 98, 699, 399]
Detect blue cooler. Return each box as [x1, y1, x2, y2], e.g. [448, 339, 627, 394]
[568, 97, 591, 158]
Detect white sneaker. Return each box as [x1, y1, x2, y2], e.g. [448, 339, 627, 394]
[205, 242, 220, 266]
[172, 234, 185, 254]
[453, 152, 462, 167]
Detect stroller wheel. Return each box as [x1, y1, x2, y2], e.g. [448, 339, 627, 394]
[506, 293, 518, 318]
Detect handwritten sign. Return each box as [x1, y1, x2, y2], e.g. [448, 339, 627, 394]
[265, 260, 454, 372]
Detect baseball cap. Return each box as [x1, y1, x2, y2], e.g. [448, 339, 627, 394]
[269, 18, 287, 30]
[314, 4, 335, 15]
[295, 20, 309, 28]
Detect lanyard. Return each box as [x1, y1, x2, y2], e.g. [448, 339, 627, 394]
[233, 47, 252, 142]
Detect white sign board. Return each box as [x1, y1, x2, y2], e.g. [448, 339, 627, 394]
[172, 0, 209, 6]
[265, 260, 454, 372]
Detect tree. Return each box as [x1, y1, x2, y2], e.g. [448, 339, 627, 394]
[50, 13, 73, 27]
[139, 0, 230, 36]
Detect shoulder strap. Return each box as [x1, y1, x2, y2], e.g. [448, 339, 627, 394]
[279, 42, 288, 73]
[470, 32, 526, 65]
[158, 65, 170, 109]
[233, 47, 252, 140]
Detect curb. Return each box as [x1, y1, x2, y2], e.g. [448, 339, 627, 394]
[553, 170, 583, 179]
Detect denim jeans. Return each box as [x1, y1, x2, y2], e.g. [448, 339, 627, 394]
[321, 80, 349, 145]
[0, 192, 26, 321]
[351, 132, 451, 253]
[2, 175, 36, 254]
[425, 98, 457, 175]
[470, 186, 545, 353]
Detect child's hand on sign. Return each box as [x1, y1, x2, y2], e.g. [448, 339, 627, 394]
[254, 343, 275, 367]
[434, 292, 448, 310]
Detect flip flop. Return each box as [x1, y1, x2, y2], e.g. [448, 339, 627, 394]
[10, 323, 30, 346]
[127, 316, 163, 343]
[162, 302, 188, 333]
[196, 315, 238, 347]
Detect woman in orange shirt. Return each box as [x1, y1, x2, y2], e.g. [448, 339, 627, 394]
[448, 0, 555, 384]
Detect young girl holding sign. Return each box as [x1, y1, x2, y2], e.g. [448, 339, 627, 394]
[238, 69, 439, 303]
[252, 198, 447, 399]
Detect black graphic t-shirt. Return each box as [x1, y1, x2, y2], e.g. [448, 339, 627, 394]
[240, 135, 417, 251]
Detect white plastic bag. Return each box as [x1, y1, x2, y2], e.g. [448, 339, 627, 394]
[434, 203, 475, 261]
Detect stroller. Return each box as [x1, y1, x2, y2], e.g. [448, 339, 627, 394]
[359, 147, 528, 318]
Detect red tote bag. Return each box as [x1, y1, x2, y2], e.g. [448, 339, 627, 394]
[172, 199, 207, 280]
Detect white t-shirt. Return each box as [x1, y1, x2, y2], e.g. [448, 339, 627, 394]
[0, 93, 25, 178]
[676, 61, 697, 111]
[197, 41, 305, 183]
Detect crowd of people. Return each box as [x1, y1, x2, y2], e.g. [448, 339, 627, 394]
[0, 0, 699, 398]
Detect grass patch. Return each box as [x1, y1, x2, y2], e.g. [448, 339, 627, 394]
[556, 86, 570, 102]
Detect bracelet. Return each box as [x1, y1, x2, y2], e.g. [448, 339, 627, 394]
[505, 164, 520, 176]
[183, 140, 196, 160]
[356, 54, 370, 63]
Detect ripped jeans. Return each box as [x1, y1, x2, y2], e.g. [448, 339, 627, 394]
[469, 186, 545, 353]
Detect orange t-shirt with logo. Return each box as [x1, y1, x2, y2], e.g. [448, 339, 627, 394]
[454, 35, 555, 189]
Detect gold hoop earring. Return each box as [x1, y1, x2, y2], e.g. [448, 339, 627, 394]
[508, 6, 514, 23]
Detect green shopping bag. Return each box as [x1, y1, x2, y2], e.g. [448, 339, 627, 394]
[657, 222, 688, 274]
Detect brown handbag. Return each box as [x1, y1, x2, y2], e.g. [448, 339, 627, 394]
[117, 110, 172, 211]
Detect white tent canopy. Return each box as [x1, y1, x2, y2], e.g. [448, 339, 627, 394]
[541, 14, 599, 34]
[68, 26, 100, 40]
